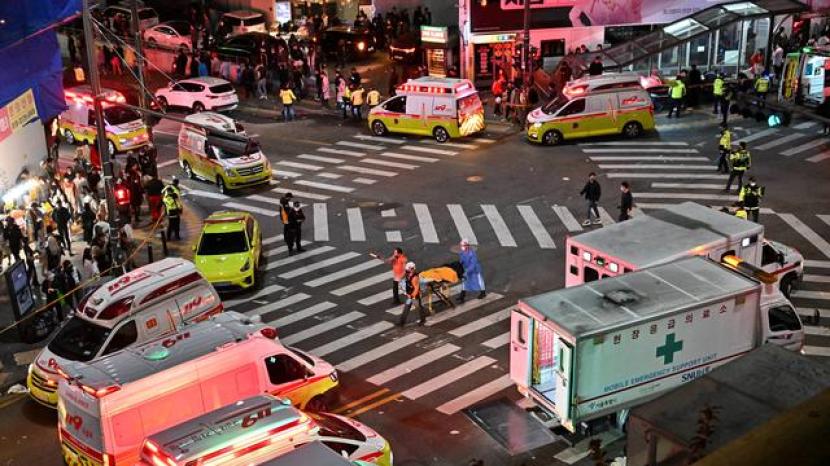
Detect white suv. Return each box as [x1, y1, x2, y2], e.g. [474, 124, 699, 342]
[155, 77, 239, 113]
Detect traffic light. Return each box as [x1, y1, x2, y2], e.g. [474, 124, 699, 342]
[115, 186, 131, 206]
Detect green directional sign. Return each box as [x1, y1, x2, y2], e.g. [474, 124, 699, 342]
[656, 333, 683, 365]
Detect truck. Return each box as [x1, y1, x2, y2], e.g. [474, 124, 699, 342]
[510, 256, 804, 433]
[565, 202, 803, 297]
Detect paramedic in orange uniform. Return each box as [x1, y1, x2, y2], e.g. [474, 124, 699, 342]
[385, 247, 407, 304]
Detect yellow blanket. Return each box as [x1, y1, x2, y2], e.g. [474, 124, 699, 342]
[419, 267, 459, 284]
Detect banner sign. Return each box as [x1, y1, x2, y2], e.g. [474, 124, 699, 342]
[0, 89, 38, 144]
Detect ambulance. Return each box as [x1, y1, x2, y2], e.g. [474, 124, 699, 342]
[27, 258, 222, 407]
[137, 395, 392, 466]
[564, 202, 803, 297]
[57, 312, 339, 466]
[367, 77, 485, 143]
[178, 112, 272, 194]
[59, 85, 150, 155]
[260, 441, 375, 466]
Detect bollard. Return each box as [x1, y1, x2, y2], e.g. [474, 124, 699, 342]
[160, 230, 168, 257]
[147, 244, 154, 263]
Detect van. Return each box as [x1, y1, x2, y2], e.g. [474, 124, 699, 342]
[368, 77, 485, 143]
[221, 10, 267, 36]
[57, 312, 339, 466]
[60, 86, 150, 155]
[526, 87, 655, 145]
[178, 112, 272, 194]
[28, 258, 222, 408]
[137, 395, 392, 466]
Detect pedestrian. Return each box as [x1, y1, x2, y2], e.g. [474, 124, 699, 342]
[588, 56, 603, 76]
[279, 82, 297, 122]
[772, 44, 784, 85]
[351, 85, 365, 119]
[754, 72, 770, 107]
[242, 62, 256, 99]
[579, 172, 602, 226]
[717, 124, 731, 173]
[619, 181, 634, 221]
[81, 202, 95, 243]
[320, 69, 331, 108]
[458, 239, 486, 302]
[712, 72, 724, 114]
[175, 49, 188, 76]
[667, 75, 686, 118]
[367, 87, 381, 112]
[687, 64, 701, 107]
[725, 141, 751, 192]
[53, 200, 73, 255]
[24, 244, 39, 287]
[3, 217, 24, 264]
[349, 67, 361, 88]
[145, 174, 164, 223]
[68, 33, 78, 64]
[60, 259, 81, 309]
[163, 191, 182, 240]
[127, 167, 144, 223]
[739, 177, 764, 223]
[82, 246, 99, 279]
[44, 225, 64, 273]
[388, 66, 399, 96]
[398, 262, 426, 326]
[42, 272, 64, 321]
[255, 63, 268, 99]
[288, 201, 305, 253]
[189, 53, 200, 78]
[491, 76, 505, 117]
[279, 192, 295, 254]
[721, 84, 733, 125]
[372, 247, 407, 304]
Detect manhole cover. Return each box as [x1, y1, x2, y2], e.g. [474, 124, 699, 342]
[464, 398, 559, 455]
[467, 175, 484, 182]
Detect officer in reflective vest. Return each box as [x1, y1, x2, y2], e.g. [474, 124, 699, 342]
[739, 177, 764, 222]
[717, 124, 731, 173]
[726, 141, 751, 192]
[279, 192, 295, 254]
[754, 73, 770, 107]
[667, 76, 686, 118]
[712, 73, 725, 114]
[162, 191, 182, 240]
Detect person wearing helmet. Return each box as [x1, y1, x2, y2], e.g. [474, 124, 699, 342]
[458, 239, 486, 303]
[399, 261, 426, 326]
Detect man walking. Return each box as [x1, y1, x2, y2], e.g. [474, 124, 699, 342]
[717, 124, 731, 173]
[145, 174, 164, 223]
[725, 141, 751, 193]
[54, 200, 73, 256]
[163, 190, 182, 241]
[398, 262, 427, 326]
[754, 72, 770, 108]
[739, 177, 764, 222]
[619, 181, 634, 221]
[279, 192, 295, 254]
[350, 85, 365, 120]
[279, 82, 297, 122]
[579, 172, 602, 226]
[288, 201, 305, 253]
[372, 247, 407, 304]
[667, 76, 686, 118]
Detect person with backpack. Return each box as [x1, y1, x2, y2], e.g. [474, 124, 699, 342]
[398, 262, 427, 326]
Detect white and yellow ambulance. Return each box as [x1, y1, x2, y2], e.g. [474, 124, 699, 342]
[59, 86, 149, 155]
[368, 77, 485, 142]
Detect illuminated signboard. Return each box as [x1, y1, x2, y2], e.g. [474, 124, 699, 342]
[421, 25, 449, 44]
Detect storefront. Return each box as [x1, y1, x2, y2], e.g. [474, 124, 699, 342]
[421, 26, 459, 77]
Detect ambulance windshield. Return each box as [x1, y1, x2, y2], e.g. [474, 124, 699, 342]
[49, 317, 111, 362]
[541, 96, 568, 115]
[206, 135, 260, 160]
[103, 106, 141, 126]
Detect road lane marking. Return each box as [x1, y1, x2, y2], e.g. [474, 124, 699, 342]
[777, 213, 830, 259]
[436, 374, 514, 415]
[245, 293, 311, 318]
[339, 165, 397, 177]
[780, 138, 828, 156]
[225, 284, 285, 308]
[735, 127, 779, 142]
[401, 356, 496, 400]
[318, 147, 365, 157]
[802, 346, 830, 357]
[347, 392, 402, 417]
[294, 180, 354, 193]
[246, 194, 283, 206]
[386, 286, 461, 315]
[807, 151, 830, 163]
[380, 151, 439, 163]
[272, 169, 302, 178]
[303, 258, 384, 287]
[605, 173, 728, 179]
[756, 132, 805, 150]
[156, 159, 179, 168]
[413, 203, 439, 243]
[482, 333, 510, 349]
[347, 207, 366, 241]
[276, 160, 324, 171]
[332, 388, 391, 414]
[263, 234, 284, 245]
[418, 139, 478, 150]
[805, 259, 830, 269]
[552, 205, 583, 232]
[517, 205, 556, 249]
[425, 293, 503, 326]
[337, 140, 384, 151]
[635, 192, 738, 201]
[471, 137, 496, 144]
[367, 344, 460, 385]
[386, 230, 402, 242]
[222, 202, 277, 217]
[589, 156, 709, 161]
[579, 141, 689, 146]
[482, 204, 517, 247]
[651, 183, 726, 189]
[271, 187, 331, 201]
[362, 158, 419, 169]
[333, 271, 391, 297]
[354, 134, 406, 144]
[583, 148, 699, 153]
[793, 121, 818, 129]
[381, 209, 396, 217]
[280, 311, 365, 346]
[336, 333, 427, 372]
[185, 189, 230, 200]
[353, 177, 377, 184]
[313, 203, 329, 241]
[297, 153, 345, 164]
[400, 144, 458, 156]
[448, 204, 478, 245]
[448, 307, 511, 337]
[265, 245, 335, 270]
[317, 172, 342, 179]
[598, 207, 616, 225]
[278, 252, 361, 279]
[597, 164, 717, 170]
[264, 241, 311, 258]
[357, 288, 395, 306]
[310, 321, 395, 357]
[791, 290, 830, 301]
[268, 302, 337, 328]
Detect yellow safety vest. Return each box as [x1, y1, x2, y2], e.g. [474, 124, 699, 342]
[367, 90, 380, 106]
[280, 89, 296, 105]
[730, 150, 751, 171]
[755, 77, 770, 93]
[163, 195, 180, 213]
[713, 78, 724, 96]
[671, 81, 686, 99]
[719, 130, 731, 148]
[343, 88, 352, 102]
[351, 89, 364, 106]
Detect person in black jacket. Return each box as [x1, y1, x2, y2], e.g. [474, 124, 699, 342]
[619, 181, 634, 221]
[588, 56, 603, 76]
[580, 172, 602, 226]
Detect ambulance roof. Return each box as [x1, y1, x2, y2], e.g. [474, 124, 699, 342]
[184, 111, 238, 133]
[62, 312, 268, 389]
[65, 85, 124, 101]
[520, 256, 758, 338]
[146, 395, 306, 461]
[570, 202, 763, 268]
[399, 77, 476, 97]
[259, 441, 366, 466]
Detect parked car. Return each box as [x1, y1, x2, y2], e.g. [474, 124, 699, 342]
[102, 5, 159, 31]
[215, 31, 285, 64]
[155, 77, 239, 113]
[320, 26, 376, 60]
[220, 10, 267, 37]
[143, 20, 191, 51]
[389, 33, 420, 63]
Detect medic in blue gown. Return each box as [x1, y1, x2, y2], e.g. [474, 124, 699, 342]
[458, 238, 486, 303]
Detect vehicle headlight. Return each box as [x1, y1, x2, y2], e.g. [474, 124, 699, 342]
[119, 137, 127, 143]
[532, 122, 542, 129]
[357, 41, 366, 51]
[240, 258, 251, 272]
[225, 168, 236, 177]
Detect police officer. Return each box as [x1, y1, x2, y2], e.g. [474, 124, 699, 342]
[279, 192, 295, 254]
[162, 176, 181, 199]
[739, 177, 764, 222]
[667, 75, 686, 118]
[754, 72, 770, 108]
[717, 124, 731, 174]
[712, 72, 725, 114]
[163, 190, 182, 240]
[725, 141, 751, 193]
[367, 87, 381, 112]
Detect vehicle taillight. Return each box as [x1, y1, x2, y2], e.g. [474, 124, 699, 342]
[260, 327, 278, 339]
[81, 384, 121, 398]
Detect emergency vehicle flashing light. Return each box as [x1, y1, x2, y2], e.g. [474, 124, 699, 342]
[722, 255, 777, 284]
[115, 186, 131, 206]
[64, 89, 127, 106]
[563, 85, 588, 97]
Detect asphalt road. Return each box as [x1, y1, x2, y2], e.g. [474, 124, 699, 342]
[3, 99, 830, 466]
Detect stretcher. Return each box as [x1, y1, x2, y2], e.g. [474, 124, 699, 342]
[418, 263, 462, 314]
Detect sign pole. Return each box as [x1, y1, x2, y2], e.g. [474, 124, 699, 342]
[522, 0, 531, 87]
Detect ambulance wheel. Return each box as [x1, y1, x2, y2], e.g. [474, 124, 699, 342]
[371, 120, 388, 136]
[192, 101, 205, 113]
[305, 395, 329, 412]
[780, 274, 796, 298]
[216, 176, 227, 194]
[433, 126, 450, 143]
[623, 121, 643, 138]
[542, 130, 562, 146]
[107, 140, 116, 156]
[157, 97, 168, 112]
[62, 129, 75, 145]
[182, 161, 194, 180]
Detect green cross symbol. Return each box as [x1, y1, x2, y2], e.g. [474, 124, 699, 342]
[656, 333, 684, 365]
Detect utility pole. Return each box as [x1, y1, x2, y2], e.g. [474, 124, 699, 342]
[82, 0, 122, 274]
[130, 0, 153, 143]
[522, 0, 531, 87]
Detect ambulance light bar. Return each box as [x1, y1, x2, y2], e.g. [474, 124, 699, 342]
[722, 255, 777, 284]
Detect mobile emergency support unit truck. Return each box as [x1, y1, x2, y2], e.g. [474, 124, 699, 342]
[28, 258, 222, 407]
[368, 77, 485, 142]
[510, 256, 804, 433]
[57, 312, 339, 466]
[565, 202, 803, 297]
